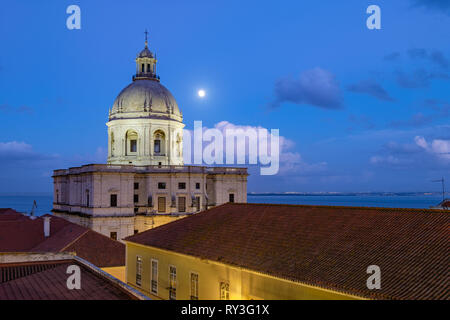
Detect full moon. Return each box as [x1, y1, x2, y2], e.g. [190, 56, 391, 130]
[198, 89, 206, 98]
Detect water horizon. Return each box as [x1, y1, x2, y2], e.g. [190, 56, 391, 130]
[0, 192, 445, 217]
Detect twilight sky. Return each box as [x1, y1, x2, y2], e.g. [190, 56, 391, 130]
[0, 0, 449, 194]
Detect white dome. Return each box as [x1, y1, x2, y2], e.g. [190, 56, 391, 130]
[110, 80, 182, 122]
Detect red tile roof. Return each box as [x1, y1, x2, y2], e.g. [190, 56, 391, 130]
[125, 203, 449, 300]
[0, 257, 146, 300]
[0, 210, 125, 267]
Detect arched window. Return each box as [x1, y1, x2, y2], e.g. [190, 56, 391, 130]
[126, 130, 138, 155]
[141, 64, 145, 72]
[153, 130, 165, 155]
[147, 64, 151, 73]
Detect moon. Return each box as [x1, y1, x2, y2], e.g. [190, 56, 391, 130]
[198, 89, 206, 98]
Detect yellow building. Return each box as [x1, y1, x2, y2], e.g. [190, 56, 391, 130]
[124, 203, 449, 300]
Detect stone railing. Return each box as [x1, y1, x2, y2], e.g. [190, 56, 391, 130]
[53, 164, 248, 176]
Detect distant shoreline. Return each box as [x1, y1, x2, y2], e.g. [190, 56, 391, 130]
[248, 192, 442, 197]
[0, 192, 443, 197]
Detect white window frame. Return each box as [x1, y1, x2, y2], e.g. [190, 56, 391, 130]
[169, 265, 177, 300]
[190, 272, 199, 300]
[136, 255, 143, 287]
[150, 259, 158, 295]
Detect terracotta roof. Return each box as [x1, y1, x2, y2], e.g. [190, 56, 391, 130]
[0, 255, 147, 300]
[125, 203, 449, 300]
[0, 210, 125, 267]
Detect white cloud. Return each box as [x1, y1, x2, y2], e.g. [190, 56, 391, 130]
[415, 136, 450, 160]
[183, 121, 327, 176]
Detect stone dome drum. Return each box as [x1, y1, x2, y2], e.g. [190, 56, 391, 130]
[106, 37, 185, 167]
[110, 80, 182, 122]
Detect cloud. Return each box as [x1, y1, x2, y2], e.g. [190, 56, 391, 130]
[269, 68, 343, 110]
[407, 48, 428, 59]
[407, 49, 449, 70]
[388, 112, 434, 128]
[370, 155, 410, 166]
[0, 104, 34, 114]
[0, 141, 55, 161]
[183, 121, 327, 176]
[395, 69, 449, 88]
[70, 147, 107, 164]
[347, 79, 394, 102]
[423, 99, 450, 117]
[370, 136, 450, 171]
[411, 0, 450, 15]
[415, 136, 450, 160]
[430, 51, 449, 70]
[381, 141, 423, 154]
[383, 52, 401, 61]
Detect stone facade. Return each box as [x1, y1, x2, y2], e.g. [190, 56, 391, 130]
[53, 165, 247, 240]
[52, 36, 248, 241]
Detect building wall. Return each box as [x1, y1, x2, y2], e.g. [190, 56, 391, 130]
[125, 242, 360, 300]
[102, 266, 126, 283]
[53, 165, 248, 241]
[107, 118, 184, 166]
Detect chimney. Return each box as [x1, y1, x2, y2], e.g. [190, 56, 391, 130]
[43, 216, 51, 238]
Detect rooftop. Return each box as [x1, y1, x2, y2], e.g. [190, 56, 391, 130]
[53, 164, 248, 177]
[0, 253, 148, 300]
[125, 203, 449, 300]
[0, 209, 125, 267]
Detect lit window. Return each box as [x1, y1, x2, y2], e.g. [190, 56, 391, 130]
[151, 260, 158, 294]
[220, 282, 229, 300]
[136, 256, 142, 286]
[190, 273, 199, 300]
[169, 266, 177, 300]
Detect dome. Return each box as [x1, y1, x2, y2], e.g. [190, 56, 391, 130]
[138, 46, 153, 58]
[110, 80, 182, 121]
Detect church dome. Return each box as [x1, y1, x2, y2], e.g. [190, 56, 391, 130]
[138, 47, 154, 58]
[110, 80, 182, 121]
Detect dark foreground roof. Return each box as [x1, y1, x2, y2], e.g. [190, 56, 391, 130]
[0, 209, 125, 267]
[125, 203, 449, 300]
[0, 253, 148, 300]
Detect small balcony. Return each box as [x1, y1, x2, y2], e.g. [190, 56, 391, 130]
[133, 73, 160, 81]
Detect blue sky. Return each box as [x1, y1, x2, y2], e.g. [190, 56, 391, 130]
[0, 0, 449, 193]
